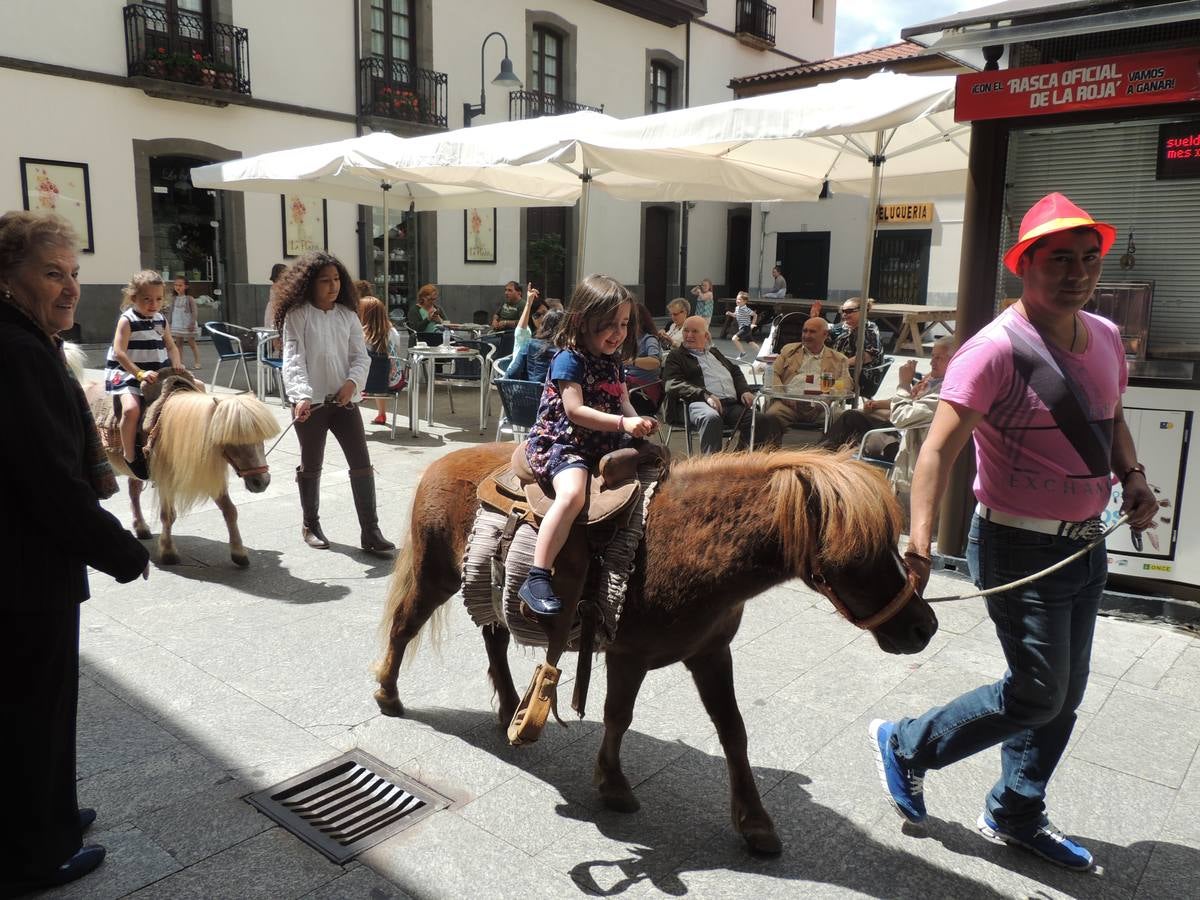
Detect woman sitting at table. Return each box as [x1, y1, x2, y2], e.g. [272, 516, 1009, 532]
[505, 308, 563, 384]
[407, 283, 444, 346]
[492, 281, 523, 330]
[625, 302, 664, 415]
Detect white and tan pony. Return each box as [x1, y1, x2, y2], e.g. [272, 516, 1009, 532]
[69, 346, 280, 567]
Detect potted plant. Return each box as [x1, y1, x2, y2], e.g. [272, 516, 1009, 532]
[199, 57, 216, 88]
[395, 89, 420, 120]
[374, 83, 394, 117]
[213, 61, 235, 91]
[144, 45, 168, 78]
[165, 51, 201, 83]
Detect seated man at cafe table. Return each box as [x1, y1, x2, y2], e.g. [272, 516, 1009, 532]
[827, 297, 882, 369]
[663, 316, 782, 453]
[764, 317, 850, 428]
[491, 280, 524, 330]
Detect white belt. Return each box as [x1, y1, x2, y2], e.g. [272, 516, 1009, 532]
[976, 503, 1104, 542]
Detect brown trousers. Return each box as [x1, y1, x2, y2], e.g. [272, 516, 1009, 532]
[295, 403, 372, 473]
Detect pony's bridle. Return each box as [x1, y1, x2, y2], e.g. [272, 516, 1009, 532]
[223, 450, 269, 479]
[805, 547, 923, 632]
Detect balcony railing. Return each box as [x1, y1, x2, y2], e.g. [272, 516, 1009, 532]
[735, 0, 777, 48]
[509, 90, 604, 120]
[124, 3, 251, 95]
[360, 57, 448, 129]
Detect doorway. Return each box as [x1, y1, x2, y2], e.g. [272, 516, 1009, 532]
[149, 154, 226, 318]
[870, 229, 931, 304]
[642, 206, 672, 314]
[775, 232, 830, 299]
[525, 206, 568, 302]
[726, 209, 751, 294]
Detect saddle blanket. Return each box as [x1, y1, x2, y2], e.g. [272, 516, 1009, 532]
[460, 466, 659, 649]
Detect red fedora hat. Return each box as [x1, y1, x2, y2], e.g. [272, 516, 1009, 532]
[1003, 192, 1116, 275]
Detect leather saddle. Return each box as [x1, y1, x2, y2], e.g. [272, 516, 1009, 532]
[478, 440, 670, 532]
[93, 368, 201, 454]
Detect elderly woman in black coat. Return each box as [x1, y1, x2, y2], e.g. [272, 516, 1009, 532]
[0, 211, 149, 894]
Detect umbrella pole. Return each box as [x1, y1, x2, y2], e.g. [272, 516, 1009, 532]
[576, 169, 592, 279]
[381, 182, 391, 305]
[854, 132, 884, 400]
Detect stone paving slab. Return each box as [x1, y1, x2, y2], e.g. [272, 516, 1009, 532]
[46, 357, 1200, 898]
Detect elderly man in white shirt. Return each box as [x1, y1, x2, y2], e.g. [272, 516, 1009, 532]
[662, 316, 782, 453]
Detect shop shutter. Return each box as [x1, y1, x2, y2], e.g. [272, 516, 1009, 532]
[1003, 118, 1200, 354]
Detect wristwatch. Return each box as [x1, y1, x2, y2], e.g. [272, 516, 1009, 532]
[1120, 463, 1146, 484]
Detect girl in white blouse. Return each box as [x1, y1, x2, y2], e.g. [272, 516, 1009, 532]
[274, 252, 394, 553]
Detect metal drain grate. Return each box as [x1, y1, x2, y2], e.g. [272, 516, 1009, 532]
[247, 750, 450, 863]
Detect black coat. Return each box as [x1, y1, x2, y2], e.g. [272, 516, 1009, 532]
[0, 302, 148, 612]
[662, 344, 751, 421]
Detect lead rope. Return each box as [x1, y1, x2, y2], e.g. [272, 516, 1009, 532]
[924, 513, 1130, 603]
[263, 397, 331, 457]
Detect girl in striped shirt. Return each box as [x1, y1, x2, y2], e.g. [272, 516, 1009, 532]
[105, 270, 181, 479]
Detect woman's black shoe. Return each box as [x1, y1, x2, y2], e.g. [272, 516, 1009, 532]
[2, 845, 106, 895]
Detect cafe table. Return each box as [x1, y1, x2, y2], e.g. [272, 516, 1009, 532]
[406, 344, 488, 438]
[749, 382, 854, 449]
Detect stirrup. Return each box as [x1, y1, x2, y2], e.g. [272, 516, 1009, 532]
[507, 662, 561, 746]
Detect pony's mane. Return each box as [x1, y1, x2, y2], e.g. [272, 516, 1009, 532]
[150, 391, 224, 512]
[207, 393, 280, 447]
[674, 449, 902, 573]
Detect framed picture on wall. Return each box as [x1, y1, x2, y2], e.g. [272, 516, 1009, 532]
[20, 158, 95, 253]
[464, 207, 496, 264]
[281, 193, 328, 257]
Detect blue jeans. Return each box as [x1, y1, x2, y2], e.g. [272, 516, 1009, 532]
[892, 515, 1106, 830]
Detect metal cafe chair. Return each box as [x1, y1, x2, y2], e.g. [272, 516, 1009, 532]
[362, 351, 407, 439]
[203, 321, 257, 391]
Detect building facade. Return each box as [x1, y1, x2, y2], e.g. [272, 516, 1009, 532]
[0, 0, 835, 339]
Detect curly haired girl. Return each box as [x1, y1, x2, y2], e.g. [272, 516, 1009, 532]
[274, 251, 393, 553]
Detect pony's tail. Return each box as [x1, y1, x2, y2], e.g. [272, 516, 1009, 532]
[62, 341, 88, 381]
[373, 538, 447, 680]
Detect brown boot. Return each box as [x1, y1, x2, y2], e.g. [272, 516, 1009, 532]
[296, 467, 330, 549]
[349, 467, 395, 554]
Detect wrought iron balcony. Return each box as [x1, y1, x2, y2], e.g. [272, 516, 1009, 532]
[508, 90, 604, 120]
[124, 3, 251, 96]
[735, 0, 777, 49]
[360, 57, 448, 129]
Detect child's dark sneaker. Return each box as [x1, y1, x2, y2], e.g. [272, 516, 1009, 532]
[518, 566, 561, 616]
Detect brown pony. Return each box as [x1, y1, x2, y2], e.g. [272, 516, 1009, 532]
[375, 444, 936, 854]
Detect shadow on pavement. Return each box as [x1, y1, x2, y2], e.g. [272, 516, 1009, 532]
[148, 535, 352, 603]
[400, 706, 1015, 899]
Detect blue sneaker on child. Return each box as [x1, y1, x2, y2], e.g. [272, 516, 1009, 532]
[868, 719, 926, 824]
[518, 566, 561, 616]
[977, 812, 1094, 871]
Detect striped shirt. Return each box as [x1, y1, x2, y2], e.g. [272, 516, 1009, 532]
[105, 308, 168, 392]
[734, 304, 755, 328]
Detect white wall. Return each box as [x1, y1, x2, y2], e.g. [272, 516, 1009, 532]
[0, 68, 356, 286]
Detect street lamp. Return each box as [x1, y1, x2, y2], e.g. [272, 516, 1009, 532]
[463, 31, 523, 127]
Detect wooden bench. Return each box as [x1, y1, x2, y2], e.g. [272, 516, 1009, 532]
[870, 304, 957, 357]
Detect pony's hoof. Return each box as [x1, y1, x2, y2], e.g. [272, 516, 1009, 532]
[374, 689, 405, 717]
[742, 826, 783, 856]
[595, 768, 640, 813]
[134, 525, 152, 540]
[160, 551, 180, 566]
[231, 552, 250, 568]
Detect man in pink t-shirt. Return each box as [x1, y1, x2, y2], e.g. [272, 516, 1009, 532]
[867, 194, 1158, 872]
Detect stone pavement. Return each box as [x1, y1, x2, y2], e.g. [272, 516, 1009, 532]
[46, 345, 1200, 898]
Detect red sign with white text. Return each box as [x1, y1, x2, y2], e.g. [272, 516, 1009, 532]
[955, 49, 1200, 122]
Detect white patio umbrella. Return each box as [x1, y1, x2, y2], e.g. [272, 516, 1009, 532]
[559, 71, 968, 392]
[189, 130, 581, 278]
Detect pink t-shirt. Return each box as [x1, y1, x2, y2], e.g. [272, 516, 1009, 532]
[940, 307, 1126, 522]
